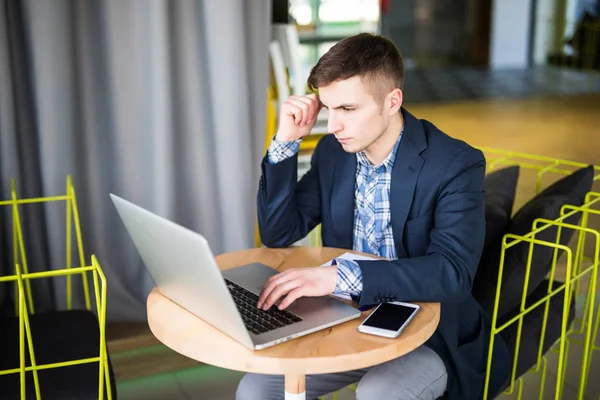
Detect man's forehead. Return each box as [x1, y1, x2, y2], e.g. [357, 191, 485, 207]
[318, 77, 370, 106]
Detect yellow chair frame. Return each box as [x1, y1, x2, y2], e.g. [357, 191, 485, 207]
[0, 176, 112, 400]
[476, 148, 599, 400]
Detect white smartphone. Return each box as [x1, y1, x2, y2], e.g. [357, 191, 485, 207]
[357, 301, 420, 338]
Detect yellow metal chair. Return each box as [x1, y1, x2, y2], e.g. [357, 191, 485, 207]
[479, 148, 600, 400]
[0, 176, 114, 399]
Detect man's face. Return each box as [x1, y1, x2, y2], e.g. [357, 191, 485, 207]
[318, 76, 389, 154]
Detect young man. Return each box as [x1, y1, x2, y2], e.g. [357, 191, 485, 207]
[238, 33, 510, 400]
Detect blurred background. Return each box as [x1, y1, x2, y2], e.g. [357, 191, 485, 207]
[1, 0, 599, 399]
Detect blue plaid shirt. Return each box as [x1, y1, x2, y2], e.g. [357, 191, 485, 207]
[267, 129, 403, 298]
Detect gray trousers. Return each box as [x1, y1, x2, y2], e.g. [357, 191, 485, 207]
[235, 344, 448, 400]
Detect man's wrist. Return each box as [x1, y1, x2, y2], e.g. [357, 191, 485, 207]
[333, 258, 363, 295]
[275, 132, 302, 143]
[267, 137, 301, 164]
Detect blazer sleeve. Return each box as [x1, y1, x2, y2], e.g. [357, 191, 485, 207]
[358, 147, 486, 305]
[256, 139, 323, 248]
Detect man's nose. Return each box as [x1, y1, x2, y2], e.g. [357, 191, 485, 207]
[327, 112, 343, 134]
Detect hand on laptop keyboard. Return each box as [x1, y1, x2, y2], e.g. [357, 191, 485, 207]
[256, 266, 338, 311]
[225, 279, 302, 335]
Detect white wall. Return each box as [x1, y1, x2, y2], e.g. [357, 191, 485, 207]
[533, 0, 557, 65]
[564, 0, 582, 38]
[490, 0, 533, 68]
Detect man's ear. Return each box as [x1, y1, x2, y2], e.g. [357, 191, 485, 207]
[387, 88, 403, 116]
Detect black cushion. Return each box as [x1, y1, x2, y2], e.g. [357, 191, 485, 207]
[474, 165, 594, 319]
[473, 166, 520, 306]
[498, 278, 575, 381]
[481, 166, 520, 261]
[0, 310, 117, 399]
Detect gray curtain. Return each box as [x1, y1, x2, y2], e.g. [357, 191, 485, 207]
[0, 0, 271, 321]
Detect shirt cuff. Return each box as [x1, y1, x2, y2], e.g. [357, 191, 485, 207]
[267, 137, 301, 164]
[333, 258, 363, 297]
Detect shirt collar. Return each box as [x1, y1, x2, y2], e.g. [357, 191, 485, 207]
[356, 125, 404, 171]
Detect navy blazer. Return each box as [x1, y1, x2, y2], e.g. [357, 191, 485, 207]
[257, 108, 511, 400]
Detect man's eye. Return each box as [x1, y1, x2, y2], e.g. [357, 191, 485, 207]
[342, 107, 354, 112]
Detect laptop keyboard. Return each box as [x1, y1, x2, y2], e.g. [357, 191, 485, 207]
[225, 279, 303, 335]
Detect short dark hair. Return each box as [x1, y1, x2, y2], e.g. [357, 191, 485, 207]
[307, 33, 404, 103]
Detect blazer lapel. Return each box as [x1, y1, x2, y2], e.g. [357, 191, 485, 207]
[330, 149, 356, 249]
[391, 109, 427, 259]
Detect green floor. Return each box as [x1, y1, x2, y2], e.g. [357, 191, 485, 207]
[116, 363, 245, 400]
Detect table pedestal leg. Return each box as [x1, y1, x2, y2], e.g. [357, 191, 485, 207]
[285, 374, 306, 400]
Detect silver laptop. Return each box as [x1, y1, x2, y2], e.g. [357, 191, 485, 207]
[110, 194, 361, 350]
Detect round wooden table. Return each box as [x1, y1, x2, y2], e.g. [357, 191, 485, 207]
[147, 247, 440, 399]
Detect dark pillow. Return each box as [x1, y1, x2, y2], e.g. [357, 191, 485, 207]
[498, 278, 575, 381]
[472, 166, 520, 304]
[0, 310, 117, 399]
[474, 165, 594, 319]
[481, 166, 520, 260]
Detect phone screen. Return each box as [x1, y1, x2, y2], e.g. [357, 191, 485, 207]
[362, 303, 417, 331]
